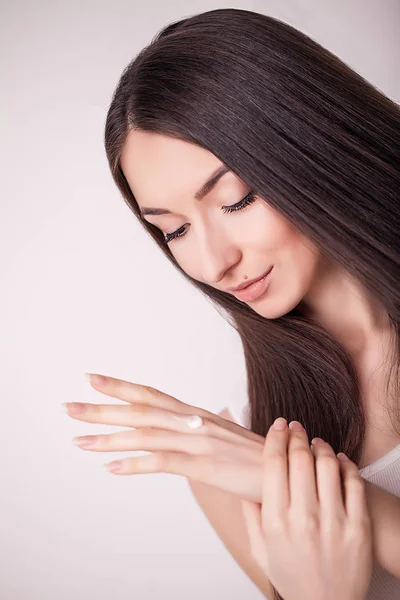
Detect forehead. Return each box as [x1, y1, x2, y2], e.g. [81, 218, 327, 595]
[120, 130, 223, 204]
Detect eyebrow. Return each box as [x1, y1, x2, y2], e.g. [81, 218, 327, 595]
[139, 165, 230, 216]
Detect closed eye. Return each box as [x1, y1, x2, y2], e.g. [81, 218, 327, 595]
[162, 190, 257, 245]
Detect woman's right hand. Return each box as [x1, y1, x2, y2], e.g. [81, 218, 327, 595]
[241, 419, 373, 600]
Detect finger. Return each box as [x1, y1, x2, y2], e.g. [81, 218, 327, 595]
[65, 402, 201, 427]
[337, 454, 369, 523]
[73, 428, 214, 454]
[65, 401, 209, 431]
[66, 402, 262, 453]
[104, 448, 263, 501]
[85, 376, 261, 443]
[102, 451, 243, 490]
[86, 373, 191, 411]
[241, 500, 269, 571]
[73, 428, 259, 458]
[103, 451, 200, 476]
[288, 422, 318, 513]
[310, 439, 345, 518]
[261, 418, 290, 528]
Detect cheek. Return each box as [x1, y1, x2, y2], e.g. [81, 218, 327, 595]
[250, 203, 320, 270]
[248, 204, 321, 314]
[243, 202, 295, 254]
[172, 247, 198, 278]
[169, 201, 320, 286]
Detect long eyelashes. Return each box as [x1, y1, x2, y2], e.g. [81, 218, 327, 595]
[162, 190, 257, 245]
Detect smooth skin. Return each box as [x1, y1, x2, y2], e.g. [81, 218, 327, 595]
[120, 131, 397, 470]
[64, 373, 373, 599]
[66, 374, 267, 500]
[242, 418, 373, 600]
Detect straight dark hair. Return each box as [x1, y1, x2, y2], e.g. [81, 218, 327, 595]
[104, 9, 400, 596]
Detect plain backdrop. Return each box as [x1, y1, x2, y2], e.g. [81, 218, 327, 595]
[1, 1, 399, 598]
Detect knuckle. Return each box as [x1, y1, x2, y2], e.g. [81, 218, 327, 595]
[349, 475, 366, 491]
[265, 516, 287, 536]
[346, 523, 370, 542]
[131, 404, 151, 416]
[198, 435, 217, 455]
[316, 454, 338, 469]
[321, 514, 345, 534]
[135, 429, 152, 444]
[93, 403, 106, 418]
[267, 452, 286, 467]
[293, 447, 314, 468]
[154, 452, 170, 471]
[142, 385, 160, 397]
[295, 513, 320, 534]
[100, 434, 112, 449]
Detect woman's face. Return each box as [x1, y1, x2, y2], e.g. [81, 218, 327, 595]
[120, 130, 322, 319]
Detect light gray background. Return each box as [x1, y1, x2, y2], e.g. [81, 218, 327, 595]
[1, 1, 399, 598]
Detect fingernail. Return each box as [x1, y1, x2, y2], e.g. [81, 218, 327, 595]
[62, 402, 86, 415]
[337, 452, 349, 461]
[85, 373, 107, 386]
[311, 437, 325, 445]
[273, 417, 287, 431]
[72, 436, 97, 448]
[289, 421, 305, 431]
[104, 461, 121, 473]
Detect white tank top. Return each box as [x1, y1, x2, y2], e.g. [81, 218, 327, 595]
[228, 404, 400, 600]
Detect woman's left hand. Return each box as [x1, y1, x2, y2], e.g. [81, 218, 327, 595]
[64, 373, 267, 501]
[240, 417, 373, 600]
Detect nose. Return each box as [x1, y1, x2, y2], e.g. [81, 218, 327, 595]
[197, 225, 241, 286]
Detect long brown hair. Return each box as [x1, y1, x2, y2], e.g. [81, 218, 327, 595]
[104, 9, 400, 594]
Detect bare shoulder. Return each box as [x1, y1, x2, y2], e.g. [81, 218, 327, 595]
[188, 407, 274, 599]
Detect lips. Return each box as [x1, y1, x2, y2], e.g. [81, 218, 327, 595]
[231, 267, 273, 302]
[228, 267, 273, 292]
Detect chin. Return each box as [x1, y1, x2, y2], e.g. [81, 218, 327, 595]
[251, 294, 302, 320]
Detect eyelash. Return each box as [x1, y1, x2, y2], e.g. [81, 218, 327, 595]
[162, 190, 257, 245]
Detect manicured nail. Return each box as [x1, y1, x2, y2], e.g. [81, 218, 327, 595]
[289, 421, 305, 431]
[273, 417, 287, 431]
[337, 452, 349, 461]
[85, 373, 108, 386]
[62, 402, 86, 415]
[103, 461, 121, 473]
[72, 436, 97, 448]
[311, 437, 325, 445]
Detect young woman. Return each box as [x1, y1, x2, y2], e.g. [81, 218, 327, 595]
[67, 7, 400, 600]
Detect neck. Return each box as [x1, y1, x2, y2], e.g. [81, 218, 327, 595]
[298, 261, 391, 357]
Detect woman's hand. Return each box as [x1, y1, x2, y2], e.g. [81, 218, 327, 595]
[64, 373, 267, 501]
[241, 418, 373, 600]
